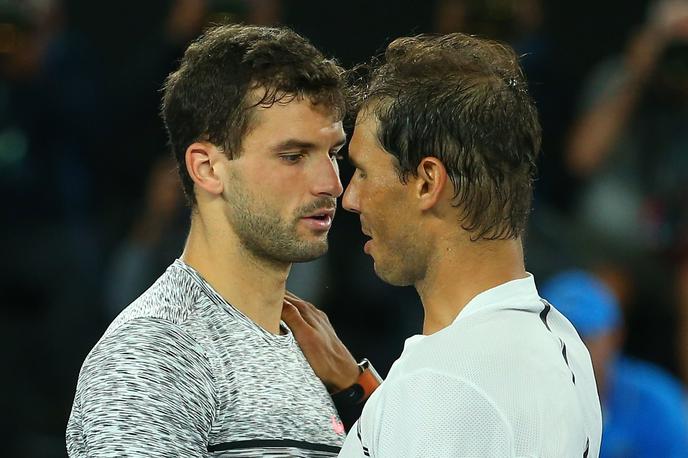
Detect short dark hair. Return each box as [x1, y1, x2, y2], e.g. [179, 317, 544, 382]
[352, 33, 541, 240]
[161, 24, 346, 206]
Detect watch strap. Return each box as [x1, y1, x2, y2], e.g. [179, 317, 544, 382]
[331, 358, 382, 406]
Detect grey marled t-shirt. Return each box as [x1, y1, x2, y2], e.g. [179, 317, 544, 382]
[66, 259, 345, 457]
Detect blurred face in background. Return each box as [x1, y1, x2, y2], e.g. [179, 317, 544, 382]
[216, 96, 345, 263]
[343, 110, 428, 286]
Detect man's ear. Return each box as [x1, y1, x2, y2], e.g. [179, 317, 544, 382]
[414, 157, 448, 211]
[185, 142, 224, 197]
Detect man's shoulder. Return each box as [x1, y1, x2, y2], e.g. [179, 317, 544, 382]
[82, 316, 210, 377]
[392, 306, 589, 394]
[402, 311, 537, 364]
[107, 263, 210, 335]
[73, 315, 217, 415]
[385, 328, 504, 393]
[81, 262, 216, 382]
[68, 319, 219, 458]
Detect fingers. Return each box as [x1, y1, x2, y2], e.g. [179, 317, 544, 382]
[281, 299, 300, 323]
[285, 290, 318, 315]
[282, 299, 328, 356]
[285, 291, 329, 326]
[281, 299, 313, 339]
[284, 290, 303, 301]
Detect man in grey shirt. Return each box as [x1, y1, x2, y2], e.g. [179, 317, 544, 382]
[67, 24, 361, 457]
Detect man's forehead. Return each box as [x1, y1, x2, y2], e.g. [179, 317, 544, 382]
[350, 110, 379, 148]
[349, 108, 403, 171]
[244, 104, 345, 154]
[247, 87, 342, 121]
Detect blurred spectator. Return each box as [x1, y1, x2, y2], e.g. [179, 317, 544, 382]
[0, 0, 59, 219]
[565, 0, 688, 383]
[432, 0, 548, 98]
[431, 0, 583, 214]
[541, 270, 688, 457]
[566, 0, 688, 252]
[433, 0, 543, 44]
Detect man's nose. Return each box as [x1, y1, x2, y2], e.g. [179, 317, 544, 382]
[313, 156, 344, 198]
[342, 180, 360, 214]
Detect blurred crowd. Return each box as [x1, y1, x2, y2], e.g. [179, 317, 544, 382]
[1, 0, 687, 456]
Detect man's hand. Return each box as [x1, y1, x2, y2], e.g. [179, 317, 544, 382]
[281, 291, 360, 393]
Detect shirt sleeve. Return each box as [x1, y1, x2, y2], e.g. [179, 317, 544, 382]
[69, 318, 217, 457]
[340, 369, 515, 458]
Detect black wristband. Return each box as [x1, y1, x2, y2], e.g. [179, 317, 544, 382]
[331, 382, 365, 405]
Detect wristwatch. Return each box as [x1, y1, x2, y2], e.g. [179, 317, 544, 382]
[331, 358, 382, 405]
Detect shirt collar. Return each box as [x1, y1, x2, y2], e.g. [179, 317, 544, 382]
[402, 273, 541, 348]
[171, 259, 295, 343]
[453, 273, 541, 324]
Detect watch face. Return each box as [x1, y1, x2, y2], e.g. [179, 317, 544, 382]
[351, 384, 365, 403]
[332, 383, 365, 405]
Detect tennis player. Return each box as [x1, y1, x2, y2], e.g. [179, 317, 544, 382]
[289, 33, 603, 457]
[66, 24, 362, 457]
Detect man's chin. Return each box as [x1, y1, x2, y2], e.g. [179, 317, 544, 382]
[373, 261, 414, 287]
[285, 239, 329, 263]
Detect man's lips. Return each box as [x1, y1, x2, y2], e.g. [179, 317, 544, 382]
[301, 208, 336, 231]
[364, 238, 373, 254]
[302, 208, 336, 219]
[361, 224, 373, 253]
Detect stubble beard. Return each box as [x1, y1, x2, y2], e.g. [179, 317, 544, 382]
[375, 255, 418, 287]
[225, 182, 331, 264]
[373, 228, 424, 287]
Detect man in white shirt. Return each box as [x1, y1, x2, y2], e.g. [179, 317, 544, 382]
[285, 33, 603, 457]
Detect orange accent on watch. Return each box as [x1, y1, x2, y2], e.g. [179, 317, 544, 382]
[331, 358, 383, 405]
[356, 358, 382, 402]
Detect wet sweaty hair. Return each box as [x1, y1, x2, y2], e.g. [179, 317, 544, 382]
[161, 24, 346, 206]
[351, 33, 541, 240]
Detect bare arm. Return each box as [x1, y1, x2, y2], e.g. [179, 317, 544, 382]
[565, 27, 665, 176]
[281, 291, 360, 392]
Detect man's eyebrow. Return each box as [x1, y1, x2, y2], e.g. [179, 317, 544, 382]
[270, 137, 347, 153]
[270, 139, 318, 152]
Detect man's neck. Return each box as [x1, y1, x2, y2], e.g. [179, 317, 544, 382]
[181, 213, 290, 335]
[416, 237, 527, 335]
